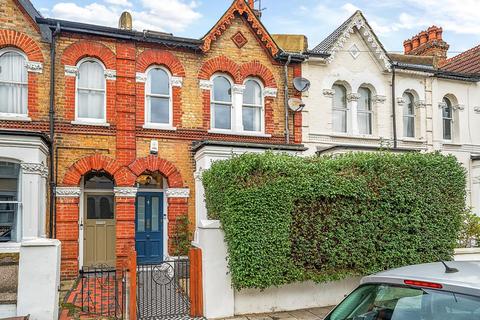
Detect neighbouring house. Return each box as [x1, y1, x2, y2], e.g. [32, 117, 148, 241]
[299, 11, 480, 216]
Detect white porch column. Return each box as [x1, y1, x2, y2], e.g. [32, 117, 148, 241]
[20, 162, 48, 240]
[347, 93, 360, 134]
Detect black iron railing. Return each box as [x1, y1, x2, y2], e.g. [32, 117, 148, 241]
[79, 266, 126, 319]
[137, 258, 190, 319]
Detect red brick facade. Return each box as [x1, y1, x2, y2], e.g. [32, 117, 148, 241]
[1, 0, 304, 279]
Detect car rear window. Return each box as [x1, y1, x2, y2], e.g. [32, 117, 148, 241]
[325, 283, 480, 320]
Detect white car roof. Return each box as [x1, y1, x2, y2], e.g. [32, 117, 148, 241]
[361, 261, 480, 296]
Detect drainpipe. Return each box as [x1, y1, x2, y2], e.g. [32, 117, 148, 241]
[49, 23, 60, 238]
[284, 54, 292, 144]
[391, 63, 398, 149]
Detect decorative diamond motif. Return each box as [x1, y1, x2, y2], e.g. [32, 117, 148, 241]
[349, 43, 360, 59]
[231, 31, 248, 49]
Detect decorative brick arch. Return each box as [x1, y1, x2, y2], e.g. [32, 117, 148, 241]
[0, 30, 44, 62]
[61, 40, 116, 69]
[240, 60, 277, 88]
[198, 56, 241, 83]
[136, 49, 185, 76]
[128, 155, 184, 188]
[62, 154, 136, 187]
[135, 50, 185, 127]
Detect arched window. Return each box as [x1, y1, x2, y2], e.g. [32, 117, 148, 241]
[332, 84, 347, 133]
[242, 79, 263, 132]
[146, 67, 171, 126]
[0, 49, 28, 116]
[403, 92, 415, 138]
[442, 97, 453, 140]
[211, 75, 232, 130]
[76, 59, 106, 122]
[358, 87, 372, 135]
[0, 161, 20, 242]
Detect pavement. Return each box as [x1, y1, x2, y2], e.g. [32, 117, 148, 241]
[220, 307, 334, 320]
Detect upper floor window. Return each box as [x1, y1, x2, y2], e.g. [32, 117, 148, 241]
[211, 75, 232, 130]
[332, 84, 347, 133]
[0, 49, 28, 116]
[403, 92, 415, 138]
[76, 59, 106, 123]
[442, 97, 453, 141]
[357, 87, 372, 135]
[242, 79, 263, 132]
[0, 161, 20, 242]
[146, 67, 171, 126]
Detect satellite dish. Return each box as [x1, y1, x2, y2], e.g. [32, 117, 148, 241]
[288, 98, 305, 112]
[293, 77, 311, 92]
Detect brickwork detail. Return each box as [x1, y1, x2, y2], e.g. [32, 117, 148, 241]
[136, 49, 186, 76]
[0, 29, 44, 62]
[61, 40, 116, 69]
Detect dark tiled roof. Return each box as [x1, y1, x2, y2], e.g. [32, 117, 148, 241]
[310, 11, 359, 54]
[441, 45, 480, 74]
[388, 53, 435, 67]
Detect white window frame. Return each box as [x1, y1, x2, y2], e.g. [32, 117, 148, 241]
[402, 92, 416, 138]
[75, 57, 107, 124]
[144, 65, 173, 129]
[442, 97, 453, 141]
[332, 84, 348, 133]
[0, 160, 22, 243]
[210, 74, 234, 132]
[357, 87, 373, 135]
[241, 77, 264, 134]
[0, 48, 29, 118]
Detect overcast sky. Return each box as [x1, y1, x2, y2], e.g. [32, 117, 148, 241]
[31, 0, 480, 56]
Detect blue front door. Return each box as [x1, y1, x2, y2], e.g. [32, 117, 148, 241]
[135, 192, 163, 263]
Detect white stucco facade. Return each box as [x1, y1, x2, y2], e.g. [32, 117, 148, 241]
[301, 14, 480, 215]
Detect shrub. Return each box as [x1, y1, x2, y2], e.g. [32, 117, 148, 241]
[459, 209, 480, 248]
[202, 152, 466, 290]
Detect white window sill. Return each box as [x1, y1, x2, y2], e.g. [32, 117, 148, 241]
[208, 129, 271, 138]
[71, 120, 110, 127]
[0, 242, 21, 253]
[401, 137, 426, 143]
[330, 133, 380, 140]
[0, 115, 31, 122]
[143, 124, 177, 131]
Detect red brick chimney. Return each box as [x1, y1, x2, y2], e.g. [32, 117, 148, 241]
[403, 26, 449, 66]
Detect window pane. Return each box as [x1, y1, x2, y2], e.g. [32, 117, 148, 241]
[0, 51, 27, 115]
[137, 197, 145, 232]
[243, 80, 262, 105]
[213, 103, 231, 129]
[333, 109, 347, 133]
[358, 112, 372, 134]
[84, 172, 114, 189]
[87, 196, 97, 219]
[151, 196, 159, 232]
[149, 96, 169, 124]
[78, 90, 105, 119]
[443, 119, 452, 140]
[357, 87, 371, 111]
[0, 162, 19, 242]
[404, 116, 415, 137]
[332, 84, 346, 108]
[243, 106, 261, 131]
[99, 196, 114, 219]
[148, 68, 169, 95]
[78, 61, 104, 89]
[403, 92, 414, 116]
[213, 76, 231, 102]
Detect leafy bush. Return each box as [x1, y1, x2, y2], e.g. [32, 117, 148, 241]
[202, 152, 466, 290]
[459, 209, 480, 248]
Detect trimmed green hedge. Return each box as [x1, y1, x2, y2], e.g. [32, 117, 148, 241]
[202, 152, 466, 290]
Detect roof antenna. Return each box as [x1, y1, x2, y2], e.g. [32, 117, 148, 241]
[441, 261, 459, 274]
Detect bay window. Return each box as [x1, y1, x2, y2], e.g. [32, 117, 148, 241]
[0, 49, 28, 116]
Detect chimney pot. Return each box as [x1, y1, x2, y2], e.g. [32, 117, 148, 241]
[436, 28, 443, 40]
[119, 11, 133, 30]
[248, 0, 254, 9]
[412, 36, 420, 49]
[403, 40, 412, 54]
[427, 26, 437, 41]
[419, 31, 428, 44]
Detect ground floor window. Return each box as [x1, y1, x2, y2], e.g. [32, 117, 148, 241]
[0, 161, 20, 242]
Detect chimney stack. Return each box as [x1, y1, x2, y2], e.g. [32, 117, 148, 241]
[118, 11, 133, 31]
[403, 26, 449, 66]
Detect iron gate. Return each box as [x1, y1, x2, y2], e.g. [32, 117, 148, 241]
[137, 258, 190, 319]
